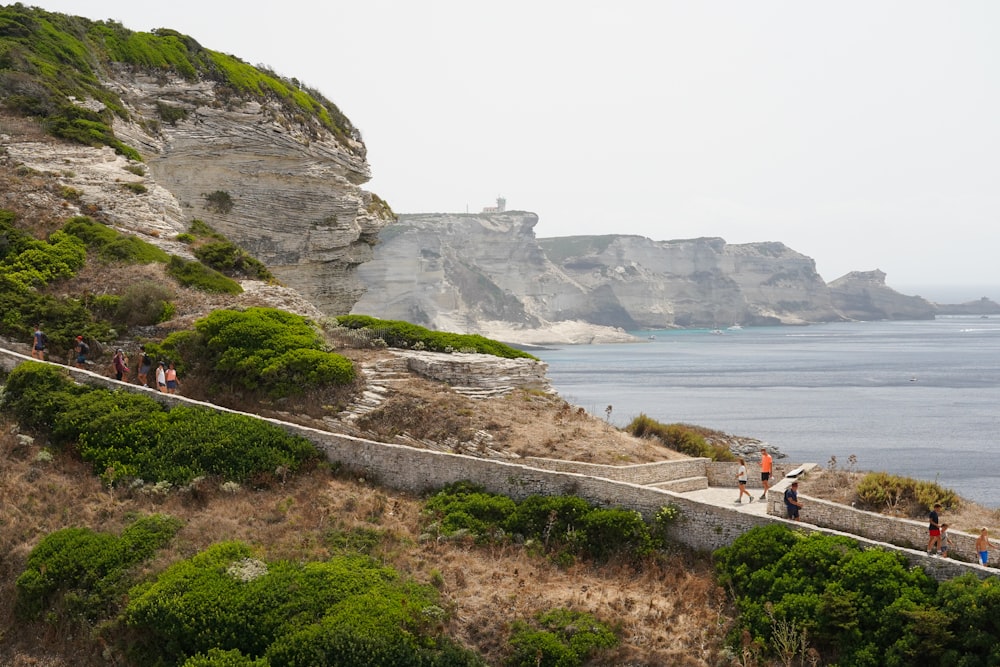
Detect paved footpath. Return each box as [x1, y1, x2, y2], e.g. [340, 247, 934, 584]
[682, 486, 775, 517]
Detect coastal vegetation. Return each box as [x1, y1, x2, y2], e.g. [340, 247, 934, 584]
[336, 314, 537, 360]
[716, 524, 1000, 665]
[625, 413, 737, 461]
[0, 4, 357, 159]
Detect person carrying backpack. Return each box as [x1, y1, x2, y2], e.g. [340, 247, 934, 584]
[136, 345, 152, 387]
[75, 336, 89, 368]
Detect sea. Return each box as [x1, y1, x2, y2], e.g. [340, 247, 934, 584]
[534, 317, 1000, 508]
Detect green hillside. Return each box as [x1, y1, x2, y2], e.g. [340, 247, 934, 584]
[0, 4, 357, 159]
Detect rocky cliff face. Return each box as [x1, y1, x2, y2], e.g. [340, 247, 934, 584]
[828, 270, 936, 320]
[353, 212, 937, 341]
[1, 60, 391, 317]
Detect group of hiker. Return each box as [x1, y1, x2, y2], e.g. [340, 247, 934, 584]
[31, 324, 179, 395]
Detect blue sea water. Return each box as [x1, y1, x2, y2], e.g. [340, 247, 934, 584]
[534, 317, 1000, 508]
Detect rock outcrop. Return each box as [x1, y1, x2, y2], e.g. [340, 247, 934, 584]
[0, 11, 393, 317]
[828, 270, 935, 320]
[354, 212, 933, 341]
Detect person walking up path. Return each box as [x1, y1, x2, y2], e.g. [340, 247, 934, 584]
[135, 345, 152, 387]
[31, 324, 47, 360]
[927, 504, 943, 555]
[784, 481, 803, 521]
[976, 528, 994, 566]
[74, 336, 89, 368]
[155, 361, 167, 393]
[111, 348, 128, 381]
[735, 458, 753, 504]
[759, 448, 773, 500]
[165, 362, 180, 395]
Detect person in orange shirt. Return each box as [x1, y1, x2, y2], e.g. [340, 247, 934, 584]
[759, 448, 773, 500]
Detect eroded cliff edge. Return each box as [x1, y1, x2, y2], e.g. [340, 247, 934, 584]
[353, 212, 940, 342]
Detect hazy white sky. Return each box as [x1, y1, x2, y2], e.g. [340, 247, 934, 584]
[27, 1, 1000, 297]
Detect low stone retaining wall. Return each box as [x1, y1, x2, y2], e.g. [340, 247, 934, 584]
[791, 492, 982, 564]
[0, 349, 993, 581]
[523, 457, 709, 484]
[706, 460, 801, 489]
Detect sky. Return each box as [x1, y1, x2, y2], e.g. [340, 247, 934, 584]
[25, 1, 1000, 299]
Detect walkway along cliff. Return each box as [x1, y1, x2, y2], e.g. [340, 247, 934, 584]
[0, 347, 991, 582]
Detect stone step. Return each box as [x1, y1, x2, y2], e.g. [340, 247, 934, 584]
[648, 476, 709, 492]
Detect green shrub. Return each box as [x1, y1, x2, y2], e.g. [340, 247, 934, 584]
[714, 524, 939, 663]
[62, 216, 169, 264]
[188, 219, 226, 240]
[855, 472, 959, 514]
[424, 482, 517, 539]
[166, 255, 242, 294]
[1, 368, 319, 485]
[115, 279, 175, 326]
[424, 483, 658, 562]
[336, 315, 536, 360]
[504, 495, 591, 544]
[204, 190, 234, 214]
[176, 232, 196, 244]
[185, 307, 354, 397]
[15, 514, 181, 622]
[124, 543, 479, 666]
[181, 648, 269, 667]
[0, 228, 87, 290]
[508, 608, 618, 667]
[194, 240, 274, 281]
[579, 508, 654, 561]
[122, 181, 147, 194]
[625, 414, 735, 461]
[0, 362, 79, 431]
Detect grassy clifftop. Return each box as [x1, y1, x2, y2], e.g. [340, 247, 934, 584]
[0, 5, 358, 157]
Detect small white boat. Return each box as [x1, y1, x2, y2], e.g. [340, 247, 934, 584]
[727, 324, 743, 331]
[710, 329, 723, 335]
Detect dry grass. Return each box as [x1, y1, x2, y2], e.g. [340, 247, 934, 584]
[801, 457, 1000, 536]
[0, 419, 733, 666]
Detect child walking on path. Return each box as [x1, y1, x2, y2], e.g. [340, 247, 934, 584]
[976, 528, 994, 566]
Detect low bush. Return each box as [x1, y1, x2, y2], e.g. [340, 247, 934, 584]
[124, 542, 482, 666]
[15, 514, 181, 622]
[508, 608, 618, 667]
[62, 216, 169, 264]
[164, 307, 354, 397]
[194, 240, 274, 281]
[625, 414, 735, 461]
[714, 524, 943, 664]
[166, 255, 242, 294]
[855, 472, 959, 515]
[114, 279, 175, 327]
[336, 315, 536, 360]
[422, 482, 674, 562]
[1, 363, 320, 486]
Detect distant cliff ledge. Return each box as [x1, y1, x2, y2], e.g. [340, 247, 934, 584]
[352, 212, 954, 344]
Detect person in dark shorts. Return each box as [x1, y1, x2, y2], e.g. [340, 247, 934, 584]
[136, 345, 152, 387]
[74, 335, 89, 368]
[759, 448, 773, 500]
[31, 324, 47, 360]
[927, 504, 942, 555]
[783, 481, 802, 521]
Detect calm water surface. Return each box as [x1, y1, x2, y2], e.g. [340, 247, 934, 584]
[535, 318, 1000, 508]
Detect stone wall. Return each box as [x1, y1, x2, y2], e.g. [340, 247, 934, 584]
[0, 349, 992, 581]
[523, 457, 710, 484]
[705, 460, 803, 489]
